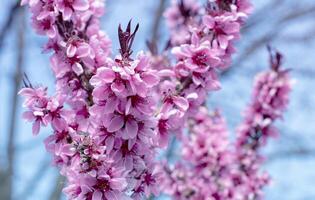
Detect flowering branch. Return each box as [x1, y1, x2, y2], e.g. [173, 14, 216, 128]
[18, 0, 293, 200]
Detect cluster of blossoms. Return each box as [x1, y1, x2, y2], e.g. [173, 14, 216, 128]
[20, 0, 160, 199]
[232, 48, 292, 199]
[152, 0, 253, 147]
[19, 0, 292, 199]
[161, 48, 292, 200]
[161, 108, 236, 199]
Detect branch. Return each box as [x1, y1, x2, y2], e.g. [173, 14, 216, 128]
[49, 175, 66, 200]
[151, 0, 168, 44]
[267, 148, 315, 163]
[3, 7, 25, 200]
[222, 4, 315, 77]
[0, 1, 20, 50]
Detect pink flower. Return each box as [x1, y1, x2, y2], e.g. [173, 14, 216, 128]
[32, 15, 57, 38]
[203, 13, 240, 49]
[19, 87, 49, 135]
[56, 0, 89, 20]
[66, 38, 94, 59]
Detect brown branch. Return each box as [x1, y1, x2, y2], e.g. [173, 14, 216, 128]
[3, 7, 25, 200]
[151, 0, 168, 44]
[222, 4, 315, 77]
[49, 175, 66, 200]
[242, 0, 284, 33]
[267, 148, 315, 163]
[0, 1, 20, 50]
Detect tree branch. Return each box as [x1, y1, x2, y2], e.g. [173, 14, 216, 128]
[0, 1, 20, 50]
[267, 148, 315, 163]
[49, 175, 66, 200]
[3, 7, 25, 200]
[222, 4, 315, 77]
[151, 0, 168, 44]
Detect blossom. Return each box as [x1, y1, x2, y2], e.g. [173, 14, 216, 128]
[56, 0, 89, 20]
[203, 13, 240, 49]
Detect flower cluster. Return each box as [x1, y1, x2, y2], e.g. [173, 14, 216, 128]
[233, 48, 292, 199]
[20, 0, 161, 199]
[160, 48, 292, 200]
[88, 22, 162, 198]
[156, 0, 252, 151]
[161, 108, 236, 200]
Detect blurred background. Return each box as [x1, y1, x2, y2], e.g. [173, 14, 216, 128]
[0, 0, 315, 199]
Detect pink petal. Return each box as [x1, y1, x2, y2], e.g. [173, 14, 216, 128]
[111, 81, 125, 94]
[105, 137, 115, 153]
[73, 0, 89, 11]
[173, 96, 189, 111]
[72, 62, 84, 75]
[218, 35, 229, 49]
[224, 22, 240, 34]
[192, 74, 203, 86]
[125, 120, 138, 139]
[107, 115, 124, 132]
[99, 68, 116, 83]
[110, 178, 127, 190]
[92, 191, 102, 200]
[141, 72, 160, 87]
[22, 111, 35, 121]
[21, 0, 29, 5]
[158, 69, 175, 77]
[47, 28, 56, 38]
[128, 138, 136, 150]
[158, 132, 169, 148]
[124, 157, 133, 170]
[62, 7, 73, 21]
[66, 44, 77, 58]
[18, 88, 35, 97]
[125, 99, 132, 115]
[77, 44, 90, 58]
[105, 191, 119, 200]
[52, 118, 67, 132]
[104, 97, 118, 114]
[203, 15, 215, 28]
[32, 120, 41, 135]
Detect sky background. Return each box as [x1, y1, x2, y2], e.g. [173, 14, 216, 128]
[1, 0, 315, 199]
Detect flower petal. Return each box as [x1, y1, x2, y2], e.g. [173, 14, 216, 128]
[107, 115, 124, 132]
[125, 120, 138, 139]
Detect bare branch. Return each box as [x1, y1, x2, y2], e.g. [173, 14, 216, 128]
[222, 4, 315, 77]
[3, 7, 25, 200]
[0, 1, 20, 50]
[151, 0, 168, 44]
[49, 175, 66, 200]
[267, 148, 315, 163]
